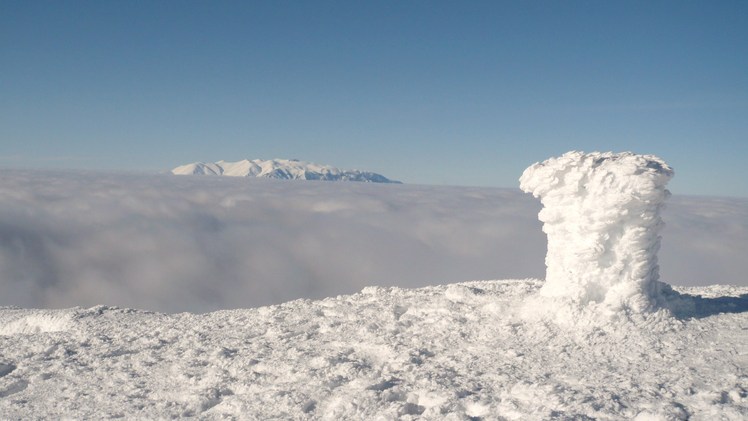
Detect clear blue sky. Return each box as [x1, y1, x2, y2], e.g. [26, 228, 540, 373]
[2, 1, 747, 196]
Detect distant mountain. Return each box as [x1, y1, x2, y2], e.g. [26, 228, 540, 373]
[170, 159, 401, 183]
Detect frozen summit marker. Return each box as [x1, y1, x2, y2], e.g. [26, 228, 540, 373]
[520, 151, 674, 318]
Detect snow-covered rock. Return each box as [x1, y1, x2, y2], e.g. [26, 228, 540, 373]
[1, 280, 746, 419]
[171, 159, 400, 183]
[520, 151, 674, 319]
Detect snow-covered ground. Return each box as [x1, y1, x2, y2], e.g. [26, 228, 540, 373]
[1, 280, 746, 419]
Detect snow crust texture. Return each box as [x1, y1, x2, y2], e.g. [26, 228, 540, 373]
[520, 151, 674, 318]
[171, 158, 400, 183]
[1, 280, 746, 420]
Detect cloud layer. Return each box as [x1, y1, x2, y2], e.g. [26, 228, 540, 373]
[0, 170, 745, 312]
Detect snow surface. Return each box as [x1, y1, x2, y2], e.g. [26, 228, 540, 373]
[520, 151, 674, 320]
[171, 158, 400, 183]
[1, 280, 746, 419]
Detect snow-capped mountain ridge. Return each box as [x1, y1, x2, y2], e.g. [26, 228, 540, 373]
[171, 159, 400, 183]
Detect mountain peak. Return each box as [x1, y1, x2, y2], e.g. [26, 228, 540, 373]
[171, 159, 401, 183]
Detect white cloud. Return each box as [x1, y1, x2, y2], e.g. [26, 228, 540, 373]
[659, 195, 748, 287]
[0, 170, 745, 312]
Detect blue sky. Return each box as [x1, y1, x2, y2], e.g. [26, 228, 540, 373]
[2, 1, 747, 196]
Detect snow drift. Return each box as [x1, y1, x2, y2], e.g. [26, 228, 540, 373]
[1, 280, 746, 419]
[521, 151, 674, 317]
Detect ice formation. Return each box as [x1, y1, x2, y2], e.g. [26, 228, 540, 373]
[520, 151, 674, 314]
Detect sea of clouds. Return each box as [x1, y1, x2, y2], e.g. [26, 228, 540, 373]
[0, 170, 746, 313]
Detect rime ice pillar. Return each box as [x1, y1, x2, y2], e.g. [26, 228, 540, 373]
[519, 151, 674, 313]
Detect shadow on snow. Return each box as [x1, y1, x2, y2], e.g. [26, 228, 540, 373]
[659, 284, 748, 319]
